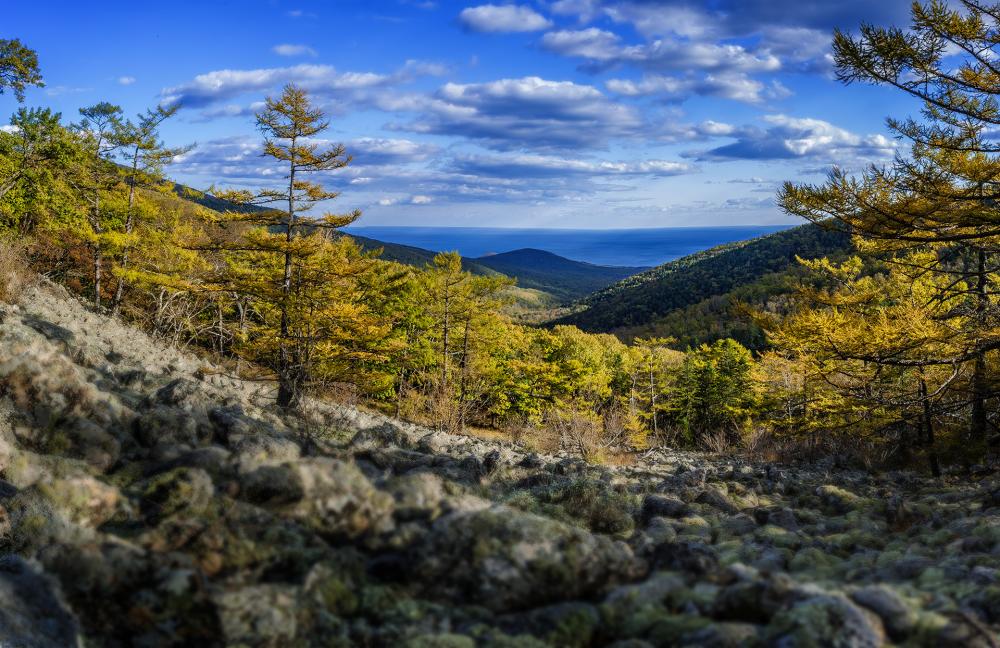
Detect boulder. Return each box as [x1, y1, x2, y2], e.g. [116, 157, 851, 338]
[240, 458, 394, 540]
[850, 585, 919, 641]
[767, 594, 886, 647]
[412, 505, 641, 612]
[641, 494, 690, 521]
[0, 556, 81, 648]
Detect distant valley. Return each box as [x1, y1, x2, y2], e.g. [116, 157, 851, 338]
[347, 234, 646, 304]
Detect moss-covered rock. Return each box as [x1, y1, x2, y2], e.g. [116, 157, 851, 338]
[413, 505, 641, 612]
[239, 458, 394, 540]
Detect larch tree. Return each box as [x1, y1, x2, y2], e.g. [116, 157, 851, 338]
[213, 83, 361, 409]
[780, 0, 1000, 449]
[767, 255, 962, 473]
[73, 102, 124, 308]
[110, 104, 187, 314]
[0, 38, 43, 102]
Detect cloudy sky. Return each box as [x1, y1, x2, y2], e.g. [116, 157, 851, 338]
[6, 0, 917, 227]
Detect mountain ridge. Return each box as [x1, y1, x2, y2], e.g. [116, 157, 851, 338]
[552, 223, 854, 342]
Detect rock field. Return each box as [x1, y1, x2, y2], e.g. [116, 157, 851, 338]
[2, 280, 1000, 647]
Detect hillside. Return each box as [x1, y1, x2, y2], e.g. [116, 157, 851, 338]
[553, 224, 853, 340]
[347, 237, 645, 304]
[473, 248, 645, 302]
[169, 185, 642, 304]
[1, 278, 997, 646]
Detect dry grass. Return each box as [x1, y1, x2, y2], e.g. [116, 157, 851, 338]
[0, 237, 32, 303]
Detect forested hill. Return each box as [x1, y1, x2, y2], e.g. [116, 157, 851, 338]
[346, 238, 645, 303]
[473, 249, 645, 302]
[552, 223, 853, 338]
[171, 184, 644, 303]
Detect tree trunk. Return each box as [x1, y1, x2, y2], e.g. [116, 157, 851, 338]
[919, 378, 941, 477]
[441, 288, 450, 392]
[93, 246, 102, 308]
[112, 148, 140, 315]
[648, 361, 658, 439]
[971, 247, 989, 441]
[277, 138, 298, 409]
[92, 191, 103, 309]
[458, 318, 471, 431]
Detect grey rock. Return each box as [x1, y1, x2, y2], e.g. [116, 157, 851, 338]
[851, 585, 919, 641]
[0, 555, 81, 648]
[240, 458, 394, 539]
[413, 505, 641, 612]
[767, 594, 886, 648]
[642, 494, 690, 521]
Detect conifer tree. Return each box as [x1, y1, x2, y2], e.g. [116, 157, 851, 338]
[0, 39, 43, 102]
[74, 102, 123, 308]
[780, 1, 1000, 448]
[110, 104, 187, 313]
[0, 107, 78, 232]
[214, 84, 361, 408]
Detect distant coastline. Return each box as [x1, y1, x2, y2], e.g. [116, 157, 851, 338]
[344, 225, 792, 267]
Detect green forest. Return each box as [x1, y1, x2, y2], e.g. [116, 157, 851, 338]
[5, 0, 1000, 478]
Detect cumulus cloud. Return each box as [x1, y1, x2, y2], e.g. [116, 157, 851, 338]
[346, 137, 439, 164]
[169, 136, 282, 183]
[459, 4, 553, 33]
[554, 0, 909, 37]
[606, 73, 790, 104]
[272, 44, 318, 57]
[117, 76, 136, 86]
[377, 194, 434, 206]
[449, 153, 693, 178]
[692, 114, 896, 163]
[161, 61, 446, 110]
[541, 28, 780, 74]
[391, 76, 644, 150]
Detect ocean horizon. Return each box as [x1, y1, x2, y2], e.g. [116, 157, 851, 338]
[344, 225, 794, 267]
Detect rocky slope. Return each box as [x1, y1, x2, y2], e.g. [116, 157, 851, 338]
[2, 280, 1000, 647]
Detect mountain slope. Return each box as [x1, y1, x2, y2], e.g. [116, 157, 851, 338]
[168, 184, 642, 304]
[0, 278, 994, 646]
[348, 237, 645, 303]
[554, 223, 853, 336]
[473, 248, 645, 302]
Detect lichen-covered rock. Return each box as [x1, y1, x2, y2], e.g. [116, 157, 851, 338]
[413, 505, 642, 612]
[766, 594, 886, 647]
[816, 484, 862, 514]
[214, 584, 300, 646]
[240, 458, 394, 539]
[641, 494, 690, 521]
[35, 476, 125, 527]
[388, 471, 449, 521]
[0, 555, 82, 648]
[140, 467, 215, 522]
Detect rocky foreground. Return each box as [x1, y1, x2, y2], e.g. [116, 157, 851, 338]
[1, 282, 1000, 647]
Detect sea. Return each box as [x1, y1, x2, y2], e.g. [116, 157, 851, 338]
[343, 226, 793, 268]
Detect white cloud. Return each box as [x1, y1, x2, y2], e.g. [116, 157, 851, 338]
[450, 153, 693, 178]
[607, 73, 791, 104]
[694, 114, 897, 163]
[272, 44, 318, 57]
[161, 61, 443, 110]
[117, 76, 136, 86]
[347, 137, 438, 164]
[541, 28, 780, 74]
[550, 0, 603, 22]
[392, 76, 644, 149]
[459, 4, 553, 33]
[410, 194, 433, 204]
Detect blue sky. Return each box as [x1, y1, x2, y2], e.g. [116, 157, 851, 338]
[5, 0, 919, 227]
